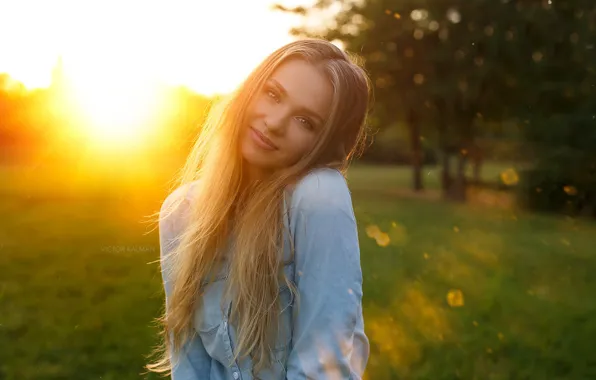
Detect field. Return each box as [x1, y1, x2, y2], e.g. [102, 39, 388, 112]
[1, 163, 595, 379]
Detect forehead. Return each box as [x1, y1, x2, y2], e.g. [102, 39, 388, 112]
[269, 59, 333, 121]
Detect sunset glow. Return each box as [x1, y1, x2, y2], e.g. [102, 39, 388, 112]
[72, 78, 161, 146]
[0, 0, 304, 95]
[0, 0, 310, 144]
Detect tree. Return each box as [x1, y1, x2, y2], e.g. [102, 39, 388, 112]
[276, 0, 516, 198]
[512, 0, 596, 216]
[278, 0, 596, 210]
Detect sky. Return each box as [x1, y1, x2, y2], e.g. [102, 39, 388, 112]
[0, 0, 313, 96]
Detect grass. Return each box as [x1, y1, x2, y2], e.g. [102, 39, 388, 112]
[1, 162, 595, 379]
[347, 161, 520, 191]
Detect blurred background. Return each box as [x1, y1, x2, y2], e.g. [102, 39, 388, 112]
[1, 0, 595, 379]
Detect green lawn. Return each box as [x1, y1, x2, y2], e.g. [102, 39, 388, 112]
[347, 161, 520, 192]
[1, 163, 595, 379]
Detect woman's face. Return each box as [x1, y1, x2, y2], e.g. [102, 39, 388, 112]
[240, 59, 333, 177]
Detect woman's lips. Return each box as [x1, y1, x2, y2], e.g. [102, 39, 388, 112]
[250, 127, 278, 150]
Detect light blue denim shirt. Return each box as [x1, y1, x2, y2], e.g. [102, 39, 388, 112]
[159, 167, 369, 379]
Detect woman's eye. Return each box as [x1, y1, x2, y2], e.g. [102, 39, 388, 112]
[297, 117, 314, 130]
[266, 88, 280, 102]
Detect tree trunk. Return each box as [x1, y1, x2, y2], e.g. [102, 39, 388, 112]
[447, 108, 474, 201]
[471, 144, 484, 185]
[441, 150, 452, 194]
[435, 99, 452, 196]
[449, 152, 468, 202]
[472, 157, 483, 185]
[408, 109, 423, 192]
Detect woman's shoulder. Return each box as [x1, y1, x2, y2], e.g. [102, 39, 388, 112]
[288, 167, 353, 213]
[159, 179, 201, 231]
[161, 179, 200, 209]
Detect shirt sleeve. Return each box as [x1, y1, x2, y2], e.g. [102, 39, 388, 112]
[285, 179, 370, 379]
[159, 186, 211, 379]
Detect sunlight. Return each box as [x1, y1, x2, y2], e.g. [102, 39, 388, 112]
[0, 0, 310, 147]
[69, 74, 161, 147]
[0, 0, 304, 95]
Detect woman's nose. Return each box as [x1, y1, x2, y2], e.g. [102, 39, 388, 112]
[264, 108, 288, 134]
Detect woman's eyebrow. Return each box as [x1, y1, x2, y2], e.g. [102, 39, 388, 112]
[269, 78, 325, 124]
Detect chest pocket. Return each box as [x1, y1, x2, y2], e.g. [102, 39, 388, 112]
[194, 272, 228, 335]
[193, 271, 229, 363]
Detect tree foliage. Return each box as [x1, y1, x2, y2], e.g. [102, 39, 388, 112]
[279, 0, 596, 211]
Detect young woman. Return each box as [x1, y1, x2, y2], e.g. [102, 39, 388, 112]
[148, 38, 372, 379]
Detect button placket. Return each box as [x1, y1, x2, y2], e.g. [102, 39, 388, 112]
[222, 300, 243, 379]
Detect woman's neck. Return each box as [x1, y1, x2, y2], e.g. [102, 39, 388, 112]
[244, 163, 271, 185]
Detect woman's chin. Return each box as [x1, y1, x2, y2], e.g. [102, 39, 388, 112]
[242, 144, 271, 166]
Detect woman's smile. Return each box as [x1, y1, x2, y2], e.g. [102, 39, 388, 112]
[249, 127, 278, 150]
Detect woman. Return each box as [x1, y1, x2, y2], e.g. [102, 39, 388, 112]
[148, 38, 372, 379]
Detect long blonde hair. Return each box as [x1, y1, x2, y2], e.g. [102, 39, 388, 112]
[147, 38, 372, 376]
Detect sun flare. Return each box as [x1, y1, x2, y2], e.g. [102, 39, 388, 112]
[0, 0, 306, 148]
[70, 75, 160, 147]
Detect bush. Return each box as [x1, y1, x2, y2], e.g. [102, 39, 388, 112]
[360, 122, 438, 165]
[516, 168, 596, 217]
[361, 144, 438, 165]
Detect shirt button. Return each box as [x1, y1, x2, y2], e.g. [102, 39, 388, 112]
[223, 321, 227, 330]
[233, 371, 239, 379]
